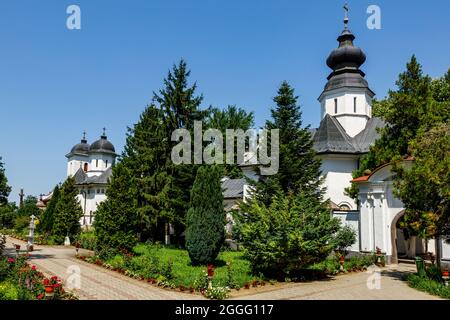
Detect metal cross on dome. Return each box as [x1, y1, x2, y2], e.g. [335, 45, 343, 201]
[343, 3, 349, 25]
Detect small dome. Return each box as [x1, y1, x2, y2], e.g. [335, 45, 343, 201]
[90, 135, 116, 154]
[326, 23, 366, 71]
[326, 45, 366, 70]
[70, 138, 90, 155]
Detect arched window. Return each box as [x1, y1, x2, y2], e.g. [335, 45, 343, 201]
[96, 159, 99, 168]
[354, 97, 357, 113]
[83, 163, 88, 172]
[105, 160, 108, 168]
[339, 204, 351, 211]
[334, 98, 338, 114]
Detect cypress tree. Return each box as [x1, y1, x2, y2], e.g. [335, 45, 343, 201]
[52, 177, 83, 243]
[37, 185, 60, 234]
[185, 166, 225, 265]
[94, 163, 138, 252]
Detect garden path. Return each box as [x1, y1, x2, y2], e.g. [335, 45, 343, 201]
[4, 236, 204, 300]
[232, 264, 442, 300]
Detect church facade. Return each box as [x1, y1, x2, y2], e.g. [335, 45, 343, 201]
[66, 131, 117, 227]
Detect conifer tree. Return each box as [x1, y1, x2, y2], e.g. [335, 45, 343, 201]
[258, 81, 322, 203]
[185, 166, 225, 265]
[152, 60, 205, 239]
[37, 185, 60, 234]
[52, 177, 83, 243]
[121, 105, 171, 240]
[0, 157, 11, 206]
[94, 163, 139, 252]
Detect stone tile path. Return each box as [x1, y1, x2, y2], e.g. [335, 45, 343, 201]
[234, 264, 441, 300]
[5, 236, 203, 300]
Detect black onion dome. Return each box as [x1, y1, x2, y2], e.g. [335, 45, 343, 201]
[70, 138, 90, 155]
[326, 26, 366, 71]
[90, 134, 116, 154]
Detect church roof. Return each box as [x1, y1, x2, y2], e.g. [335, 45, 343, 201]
[313, 114, 358, 154]
[73, 167, 112, 186]
[312, 115, 384, 154]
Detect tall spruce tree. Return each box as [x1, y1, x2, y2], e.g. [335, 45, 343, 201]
[152, 60, 205, 240]
[258, 81, 322, 203]
[0, 157, 11, 206]
[37, 185, 60, 234]
[185, 166, 225, 265]
[52, 177, 83, 243]
[94, 163, 139, 253]
[121, 105, 171, 241]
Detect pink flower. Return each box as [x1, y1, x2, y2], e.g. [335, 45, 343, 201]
[37, 293, 45, 300]
[7, 258, 15, 263]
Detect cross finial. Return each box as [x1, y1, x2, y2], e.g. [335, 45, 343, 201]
[102, 127, 106, 136]
[82, 131, 86, 140]
[343, 3, 349, 28]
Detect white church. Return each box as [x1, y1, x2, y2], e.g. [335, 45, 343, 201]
[224, 15, 450, 265]
[61, 14, 449, 265]
[66, 130, 117, 227]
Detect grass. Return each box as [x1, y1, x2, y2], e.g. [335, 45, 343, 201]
[126, 243, 258, 288]
[407, 273, 450, 299]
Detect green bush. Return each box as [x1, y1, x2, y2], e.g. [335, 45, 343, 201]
[77, 231, 97, 251]
[0, 282, 19, 300]
[333, 225, 357, 256]
[407, 274, 450, 299]
[106, 255, 125, 270]
[186, 166, 225, 265]
[234, 193, 341, 278]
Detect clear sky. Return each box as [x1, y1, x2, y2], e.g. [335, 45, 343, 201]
[0, 0, 449, 203]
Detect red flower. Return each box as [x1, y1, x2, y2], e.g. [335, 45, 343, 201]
[7, 258, 15, 263]
[37, 293, 45, 300]
[31, 265, 37, 271]
[43, 278, 49, 285]
[51, 276, 58, 280]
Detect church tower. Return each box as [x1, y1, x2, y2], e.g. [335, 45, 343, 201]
[318, 9, 375, 137]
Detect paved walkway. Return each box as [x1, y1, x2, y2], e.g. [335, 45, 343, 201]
[5, 236, 203, 300]
[233, 264, 441, 300]
[5, 237, 441, 300]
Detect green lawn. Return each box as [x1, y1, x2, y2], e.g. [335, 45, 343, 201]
[107, 244, 259, 288]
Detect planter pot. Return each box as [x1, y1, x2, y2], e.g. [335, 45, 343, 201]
[442, 271, 449, 277]
[44, 285, 55, 298]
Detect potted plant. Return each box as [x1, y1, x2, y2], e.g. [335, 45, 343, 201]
[43, 279, 54, 299]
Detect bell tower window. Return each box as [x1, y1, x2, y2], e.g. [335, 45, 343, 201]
[334, 98, 338, 114]
[96, 159, 99, 168]
[354, 97, 357, 113]
[105, 160, 108, 168]
[83, 163, 88, 172]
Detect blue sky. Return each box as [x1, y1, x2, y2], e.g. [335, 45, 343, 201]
[0, 0, 449, 203]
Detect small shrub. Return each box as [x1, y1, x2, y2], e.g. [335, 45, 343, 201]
[106, 255, 125, 270]
[0, 282, 19, 300]
[192, 271, 209, 291]
[204, 286, 230, 300]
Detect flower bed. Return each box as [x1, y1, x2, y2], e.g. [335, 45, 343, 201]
[0, 255, 77, 300]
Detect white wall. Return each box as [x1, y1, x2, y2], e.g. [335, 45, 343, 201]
[77, 187, 108, 226]
[320, 155, 359, 210]
[319, 88, 372, 137]
[333, 210, 360, 252]
[67, 155, 89, 177]
[86, 153, 114, 177]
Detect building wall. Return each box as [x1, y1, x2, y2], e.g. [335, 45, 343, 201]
[67, 155, 89, 177]
[320, 154, 359, 210]
[87, 153, 114, 177]
[320, 88, 372, 137]
[332, 210, 360, 252]
[76, 186, 107, 226]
